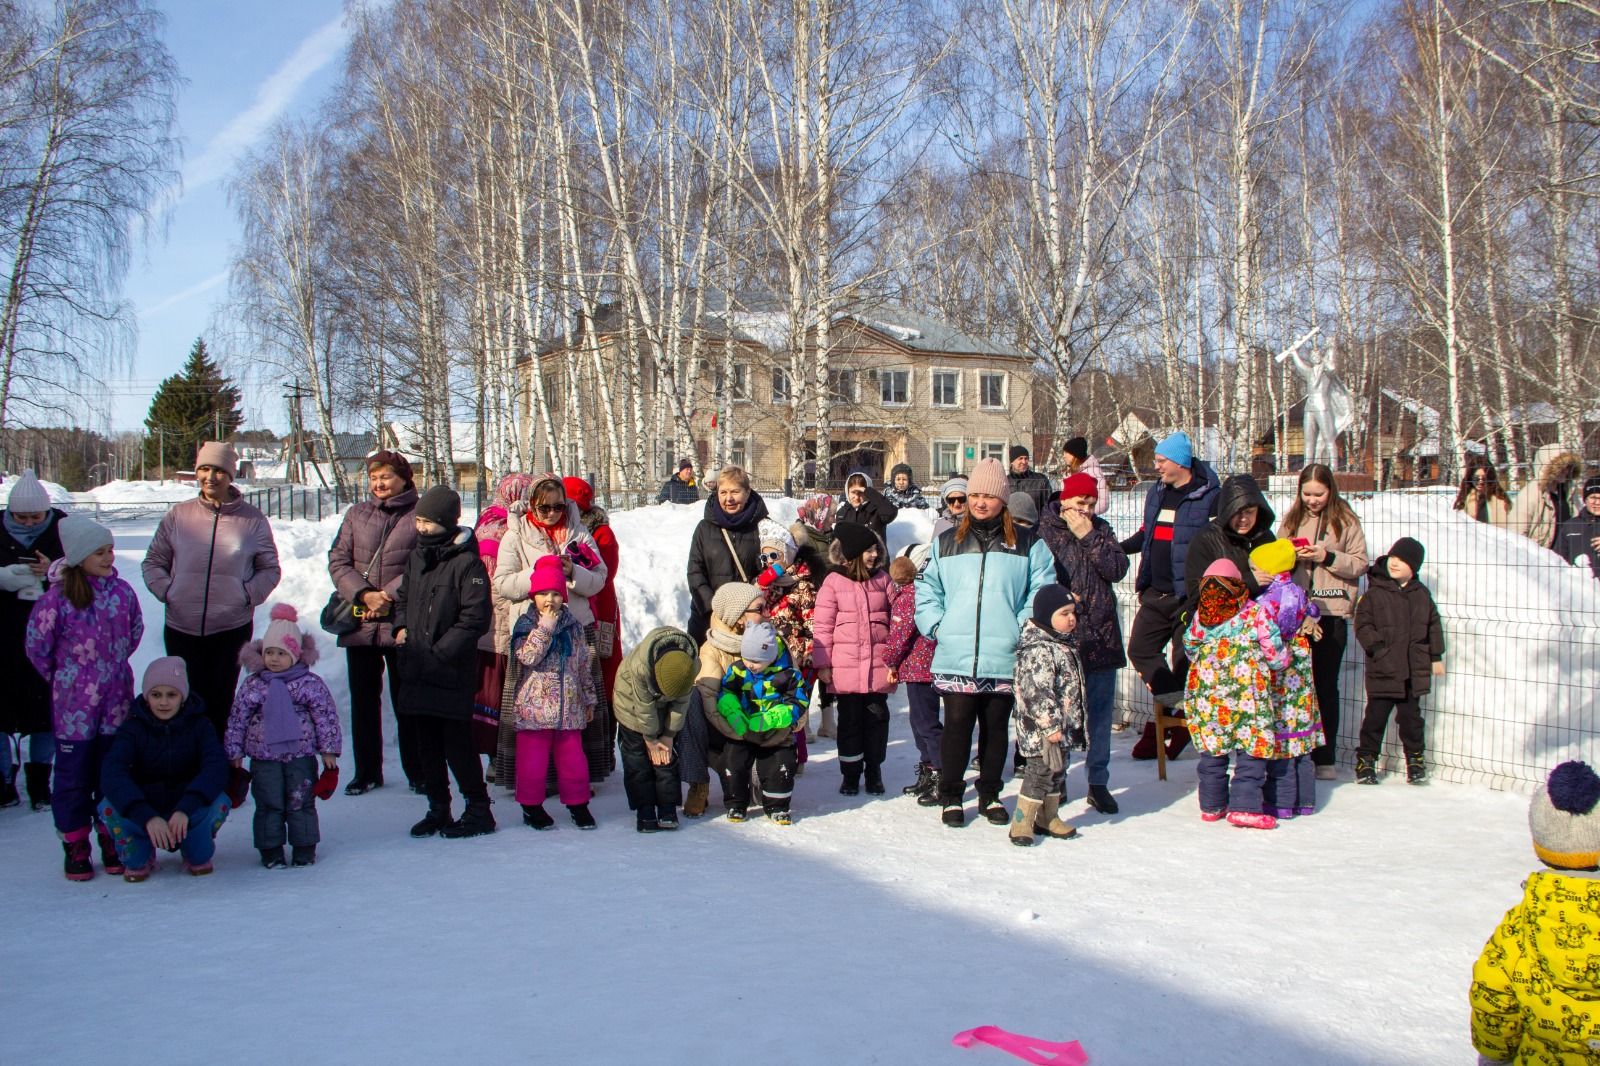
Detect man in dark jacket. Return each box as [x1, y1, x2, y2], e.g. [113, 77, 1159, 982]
[657, 459, 700, 505]
[1353, 537, 1445, 784]
[1007, 446, 1054, 518]
[1557, 477, 1600, 579]
[394, 486, 494, 838]
[1127, 432, 1220, 717]
[883, 463, 930, 509]
[1037, 472, 1130, 813]
[835, 470, 898, 541]
[97, 657, 231, 878]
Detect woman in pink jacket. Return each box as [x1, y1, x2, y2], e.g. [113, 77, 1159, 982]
[811, 522, 895, 797]
[141, 442, 280, 740]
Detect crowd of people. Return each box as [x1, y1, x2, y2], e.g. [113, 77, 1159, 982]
[2, 436, 1598, 1061]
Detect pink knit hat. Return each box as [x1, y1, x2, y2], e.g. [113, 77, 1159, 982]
[194, 441, 237, 479]
[966, 458, 1008, 500]
[262, 603, 306, 662]
[1202, 557, 1242, 581]
[528, 555, 568, 601]
[141, 656, 190, 702]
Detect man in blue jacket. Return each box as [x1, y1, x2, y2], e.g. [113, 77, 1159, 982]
[1127, 433, 1219, 749]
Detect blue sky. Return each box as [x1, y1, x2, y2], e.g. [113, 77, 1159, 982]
[112, 1, 349, 435]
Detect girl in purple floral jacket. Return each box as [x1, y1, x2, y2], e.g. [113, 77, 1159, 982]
[226, 605, 341, 868]
[24, 516, 144, 881]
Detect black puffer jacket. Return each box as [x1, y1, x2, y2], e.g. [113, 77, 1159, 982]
[0, 508, 64, 735]
[1557, 510, 1600, 578]
[100, 695, 228, 824]
[1183, 475, 1276, 619]
[1009, 468, 1055, 518]
[836, 474, 899, 541]
[1354, 561, 1444, 699]
[1036, 501, 1129, 672]
[686, 493, 770, 644]
[394, 527, 492, 719]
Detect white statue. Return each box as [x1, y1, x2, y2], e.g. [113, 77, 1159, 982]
[1278, 337, 1355, 467]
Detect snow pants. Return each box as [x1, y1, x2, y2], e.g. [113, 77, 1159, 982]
[1196, 751, 1268, 814]
[250, 756, 319, 849]
[1264, 754, 1316, 815]
[617, 724, 679, 813]
[835, 693, 889, 782]
[905, 682, 942, 768]
[100, 796, 230, 870]
[713, 735, 795, 813]
[516, 728, 588, 807]
[51, 734, 109, 836]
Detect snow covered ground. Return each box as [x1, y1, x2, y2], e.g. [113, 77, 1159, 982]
[0, 494, 1583, 1064]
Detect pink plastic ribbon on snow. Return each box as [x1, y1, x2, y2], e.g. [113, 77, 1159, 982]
[951, 1026, 1088, 1066]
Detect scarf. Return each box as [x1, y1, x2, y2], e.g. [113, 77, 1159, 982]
[3, 510, 48, 549]
[708, 621, 745, 656]
[259, 662, 312, 757]
[707, 492, 766, 530]
[1197, 576, 1247, 627]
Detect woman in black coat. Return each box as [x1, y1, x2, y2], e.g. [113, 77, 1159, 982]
[685, 467, 769, 644]
[1182, 474, 1277, 619]
[835, 470, 898, 542]
[394, 486, 494, 838]
[0, 483, 66, 809]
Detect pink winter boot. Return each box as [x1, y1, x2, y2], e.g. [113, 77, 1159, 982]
[1226, 810, 1278, 830]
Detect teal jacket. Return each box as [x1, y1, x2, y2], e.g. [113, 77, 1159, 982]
[915, 521, 1054, 680]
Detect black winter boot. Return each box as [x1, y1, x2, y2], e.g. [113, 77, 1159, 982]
[259, 846, 288, 869]
[441, 799, 496, 838]
[636, 805, 660, 833]
[941, 802, 965, 828]
[410, 804, 454, 838]
[839, 761, 861, 796]
[864, 764, 885, 796]
[24, 762, 50, 811]
[521, 804, 555, 830]
[1087, 785, 1119, 815]
[1354, 754, 1378, 785]
[292, 845, 317, 867]
[902, 761, 934, 797]
[62, 838, 93, 881]
[917, 770, 942, 806]
[977, 793, 1009, 826]
[566, 803, 596, 830]
[1405, 752, 1428, 785]
[0, 765, 18, 809]
[656, 807, 679, 831]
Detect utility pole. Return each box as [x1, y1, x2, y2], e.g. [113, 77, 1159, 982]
[158, 426, 165, 482]
[284, 383, 315, 485]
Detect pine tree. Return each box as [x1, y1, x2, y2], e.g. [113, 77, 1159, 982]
[143, 338, 244, 476]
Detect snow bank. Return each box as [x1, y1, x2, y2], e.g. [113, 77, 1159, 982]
[0, 475, 73, 507]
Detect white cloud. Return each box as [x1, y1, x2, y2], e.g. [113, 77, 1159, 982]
[159, 13, 351, 210]
[138, 270, 229, 318]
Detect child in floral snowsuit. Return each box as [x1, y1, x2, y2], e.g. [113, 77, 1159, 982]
[24, 516, 144, 881]
[1181, 557, 1290, 830]
[1250, 539, 1325, 820]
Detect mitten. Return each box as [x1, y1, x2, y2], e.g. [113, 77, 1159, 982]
[756, 562, 785, 588]
[312, 765, 340, 800]
[226, 766, 253, 808]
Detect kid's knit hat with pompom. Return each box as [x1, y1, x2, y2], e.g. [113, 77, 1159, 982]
[262, 604, 307, 663]
[1529, 760, 1600, 871]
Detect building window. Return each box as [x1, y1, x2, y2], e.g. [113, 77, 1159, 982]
[879, 368, 909, 406]
[732, 364, 750, 401]
[932, 440, 962, 478]
[829, 368, 856, 405]
[771, 367, 791, 404]
[979, 372, 1006, 409]
[932, 369, 959, 407]
[729, 438, 749, 470]
[980, 441, 1007, 464]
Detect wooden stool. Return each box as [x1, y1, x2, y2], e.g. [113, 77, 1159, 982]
[1153, 700, 1188, 782]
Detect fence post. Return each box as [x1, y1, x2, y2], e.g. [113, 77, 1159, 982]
[784, 478, 793, 498]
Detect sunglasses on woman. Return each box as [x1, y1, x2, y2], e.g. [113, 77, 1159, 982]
[947, 495, 967, 506]
[533, 503, 565, 516]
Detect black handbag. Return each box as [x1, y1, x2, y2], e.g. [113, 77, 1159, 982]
[321, 515, 396, 637]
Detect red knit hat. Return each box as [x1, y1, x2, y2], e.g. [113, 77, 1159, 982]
[1061, 473, 1098, 501]
[562, 476, 595, 512]
[528, 555, 568, 600]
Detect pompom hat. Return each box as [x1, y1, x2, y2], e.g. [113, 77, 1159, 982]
[262, 604, 306, 662]
[1061, 473, 1098, 501]
[1529, 760, 1600, 871]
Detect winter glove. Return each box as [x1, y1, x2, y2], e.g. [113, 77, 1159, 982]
[226, 766, 253, 808]
[756, 562, 785, 588]
[312, 765, 340, 800]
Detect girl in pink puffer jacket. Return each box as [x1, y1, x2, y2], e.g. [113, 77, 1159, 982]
[811, 522, 894, 798]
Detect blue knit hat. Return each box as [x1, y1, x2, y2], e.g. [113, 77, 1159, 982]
[1155, 432, 1193, 468]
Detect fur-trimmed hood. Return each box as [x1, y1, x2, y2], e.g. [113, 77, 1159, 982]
[238, 628, 321, 671]
[1533, 444, 1583, 492]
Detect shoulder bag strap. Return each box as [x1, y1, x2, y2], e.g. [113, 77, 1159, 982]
[721, 528, 751, 583]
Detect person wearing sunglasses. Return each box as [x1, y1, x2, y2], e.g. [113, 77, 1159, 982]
[1451, 458, 1511, 527]
[492, 474, 615, 784]
[932, 477, 968, 539]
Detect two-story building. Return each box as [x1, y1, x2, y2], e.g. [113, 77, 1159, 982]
[524, 301, 1038, 494]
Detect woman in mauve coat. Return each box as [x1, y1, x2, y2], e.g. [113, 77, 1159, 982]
[326, 450, 419, 795]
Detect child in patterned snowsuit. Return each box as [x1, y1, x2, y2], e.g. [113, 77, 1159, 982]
[1470, 760, 1600, 1064]
[226, 605, 342, 868]
[1180, 557, 1290, 829]
[1009, 585, 1087, 847]
[1250, 539, 1325, 819]
[714, 622, 804, 824]
[24, 516, 143, 881]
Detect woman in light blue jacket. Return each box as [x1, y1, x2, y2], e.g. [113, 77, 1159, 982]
[915, 458, 1053, 828]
